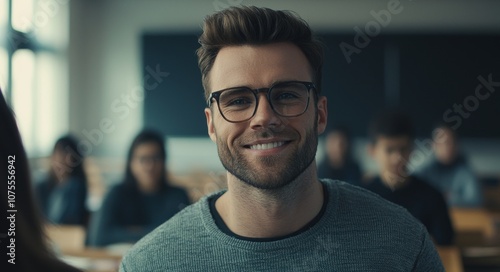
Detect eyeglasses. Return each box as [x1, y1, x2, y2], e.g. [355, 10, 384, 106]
[207, 81, 316, 123]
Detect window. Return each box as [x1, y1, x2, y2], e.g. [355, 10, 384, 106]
[11, 0, 34, 33]
[12, 49, 35, 151]
[35, 52, 68, 154]
[0, 0, 9, 95]
[0, 48, 8, 95]
[3, 0, 69, 156]
[0, 0, 8, 30]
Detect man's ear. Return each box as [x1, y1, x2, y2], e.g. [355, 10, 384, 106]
[205, 108, 216, 142]
[316, 96, 328, 134]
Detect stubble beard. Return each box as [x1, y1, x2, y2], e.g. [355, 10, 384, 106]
[216, 119, 318, 191]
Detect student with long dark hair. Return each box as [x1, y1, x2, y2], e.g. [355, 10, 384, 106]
[0, 91, 81, 271]
[89, 129, 190, 247]
[35, 135, 89, 225]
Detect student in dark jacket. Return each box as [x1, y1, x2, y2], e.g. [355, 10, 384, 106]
[365, 111, 455, 246]
[317, 126, 362, 186]
[416, 124, 482, 207]
[35, 135, 89, 226]
[89, 129, 190, 247]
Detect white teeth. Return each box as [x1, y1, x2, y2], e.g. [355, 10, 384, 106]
[249, 142, 285, 150]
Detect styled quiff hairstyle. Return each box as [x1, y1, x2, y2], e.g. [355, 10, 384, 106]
[197, 6, 324, 100]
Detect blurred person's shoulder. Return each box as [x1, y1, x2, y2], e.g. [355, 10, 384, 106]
[322, 179, 440, 268]
[323, 179, 426, 234]
[165, 184, 189, 196]
[120, 192, 214, 269]
[409, 175, 446, 198]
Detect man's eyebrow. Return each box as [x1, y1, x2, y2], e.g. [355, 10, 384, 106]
[217, 85, 252, 92]
[218, 79, 307, 91]
[270, 79, 304, 86]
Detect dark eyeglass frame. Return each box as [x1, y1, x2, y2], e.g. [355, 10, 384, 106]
[206, 81, 316, 123]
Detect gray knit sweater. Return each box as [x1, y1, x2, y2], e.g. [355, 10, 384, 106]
[120, 179, 444, 271]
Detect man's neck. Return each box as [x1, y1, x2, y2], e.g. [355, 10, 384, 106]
[380, 171, 410, 191]
[329, 156, 345, 169]
[215, 166, 324, 239]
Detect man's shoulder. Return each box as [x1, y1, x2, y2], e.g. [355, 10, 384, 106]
[323, 179, 425, 230]
[120, 196, 211, 269]
[321, 179, 439, 269]
[324, 178, 400, 209]
[120, 183, 440, 271]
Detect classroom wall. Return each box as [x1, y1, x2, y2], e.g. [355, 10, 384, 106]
[67, 0, 500, 175]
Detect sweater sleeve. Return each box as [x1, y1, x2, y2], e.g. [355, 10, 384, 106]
[411, 225, 445, 271]
[119, 261, 128, 272]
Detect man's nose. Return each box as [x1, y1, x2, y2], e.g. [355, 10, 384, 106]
[249, 94, 282, 129]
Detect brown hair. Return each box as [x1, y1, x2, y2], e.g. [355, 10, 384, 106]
[197, 6, 324, 100]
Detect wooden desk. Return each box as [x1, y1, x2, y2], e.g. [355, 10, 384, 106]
[60, 248, 123, 272]
[45, 224, 86, 251]
[63, 248, 123, 261]
[437, 246, 464, 272]
[450, 208, 496, 238]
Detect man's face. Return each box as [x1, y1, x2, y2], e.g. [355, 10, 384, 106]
[51, 147, 69, 181]
[204, 42, 327, 189]
[433, 128, 458, 165]
[326, 132, 348, 163]
[370, 136, 413, 185]
[130, 142, 164, 191]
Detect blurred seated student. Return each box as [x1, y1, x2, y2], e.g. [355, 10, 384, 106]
[317, 126, 362, 186]
[365, 111, 455, 246]
[0, 91, 81, 271]
[416, 123, 482, 207]
[35, 135, 89, 226]
[89, 129, 190, 247]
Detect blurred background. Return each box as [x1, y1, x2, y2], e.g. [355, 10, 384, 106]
[1, 0, 500, 271]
